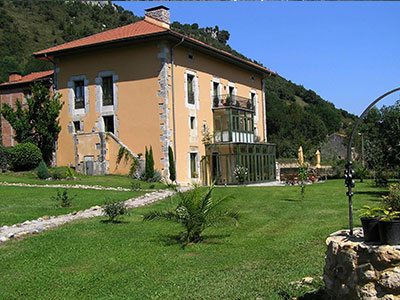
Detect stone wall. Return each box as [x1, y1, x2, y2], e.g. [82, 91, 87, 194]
[324, 229, 400, 300]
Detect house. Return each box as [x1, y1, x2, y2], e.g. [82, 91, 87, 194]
[0, 70, 54, 147]
[33, 6, 277, 185]
[321, 133, 348, 161]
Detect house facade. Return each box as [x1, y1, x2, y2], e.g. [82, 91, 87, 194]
[34, 6, 276, 185]
[0, 70, 53, 147]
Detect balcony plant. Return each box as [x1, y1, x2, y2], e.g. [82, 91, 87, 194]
[225, 95, 232, 106]
[357, 205, 383, 242]
[378, 209, 400, 245]
[213, 95, 220, 107]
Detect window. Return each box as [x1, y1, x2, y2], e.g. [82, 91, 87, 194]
[213, 82, 219, 106]
[73, 121, 81, 132]
[190, 116, 195, 130]
[188, 53, 194, 62]
[190, 153, 198, 178]
[102, 76, 113, 106]
[187, 74, 195, 104]
[74, 80, 85, 109]
[103, 115, 114, 133]
[229, 86, 234, 97]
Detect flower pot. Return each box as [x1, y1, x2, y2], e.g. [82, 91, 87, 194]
[361, 217, 380, 243]
[378, 219, 400, 245]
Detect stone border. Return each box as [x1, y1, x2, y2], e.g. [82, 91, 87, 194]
[0, 182, 157, 192]
[0, 189, 184, 244]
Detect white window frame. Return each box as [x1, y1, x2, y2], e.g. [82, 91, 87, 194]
[185, 70, 199, 110]
[68, 75, 89, 117]
[249, 90, 259, 123]
[95, 71, 118, 114]
[210, 78, 222, 107]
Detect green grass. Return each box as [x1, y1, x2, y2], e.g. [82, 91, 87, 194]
[0, 186, 144, 226]
[0, 180, 388, 299]
[0, 167, 167, 190]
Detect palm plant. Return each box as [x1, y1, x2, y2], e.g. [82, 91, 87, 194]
[143, 184, 238, 244]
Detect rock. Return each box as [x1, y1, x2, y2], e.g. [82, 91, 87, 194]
[22, 221, 30, 225]
[357, 282, 377, 298]
[42, 216, 50, 220]
[72, 211, 77, 215]
[31, 220, 38, 224]
[37, 218, 43, 222]
[7, 233, 14, 238]
[0, 236, 8, 243]
[379, 267, 400, 290]
[37, 227, 45, 232]
[302, 277, 314, 284]
[2, 225, 8, 230]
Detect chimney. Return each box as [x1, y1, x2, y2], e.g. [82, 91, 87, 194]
[9, 72, 22, 82]
[145, 6, 170, 29]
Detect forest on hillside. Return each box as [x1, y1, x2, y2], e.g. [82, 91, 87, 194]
[0, 0, 357, 158]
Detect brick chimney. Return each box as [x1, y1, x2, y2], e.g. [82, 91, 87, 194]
[145, 6, 170, 29]
[9, 72, 22, 82]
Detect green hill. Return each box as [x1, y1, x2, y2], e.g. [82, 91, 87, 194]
[0, 0, 356, 158]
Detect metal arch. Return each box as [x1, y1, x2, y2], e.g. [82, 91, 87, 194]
[346, 87, 400, 236]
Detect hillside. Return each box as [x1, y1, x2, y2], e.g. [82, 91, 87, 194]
[0, 0, 356, 158]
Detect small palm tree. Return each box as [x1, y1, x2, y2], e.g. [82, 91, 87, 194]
[143, 184, 238, 244]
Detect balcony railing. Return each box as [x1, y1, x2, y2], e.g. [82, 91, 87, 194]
[213, 94, 255, 111]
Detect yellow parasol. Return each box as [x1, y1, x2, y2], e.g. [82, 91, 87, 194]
[298, 146, 304, 166]
[315, 150, 321, 169]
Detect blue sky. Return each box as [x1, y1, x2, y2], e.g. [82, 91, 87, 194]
[114, 1, 400, 116]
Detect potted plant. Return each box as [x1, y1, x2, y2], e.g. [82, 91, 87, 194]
[358, 205, 382, 243]
[378, 209, 400, 245]
[225, 95, 232, 106]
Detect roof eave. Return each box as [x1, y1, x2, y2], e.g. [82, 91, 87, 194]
[34, 31, 276, 76]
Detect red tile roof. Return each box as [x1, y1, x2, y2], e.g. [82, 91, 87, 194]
[0, 70, 54, 87]
[34, 20, 276, 75]
[34, 20, 167, 56]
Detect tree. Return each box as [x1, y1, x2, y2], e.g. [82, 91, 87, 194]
[144, 146, 155, 180]
[0, 82, 63, 164]
[168, 146, 176, 182]
[143, 184, 238, 244]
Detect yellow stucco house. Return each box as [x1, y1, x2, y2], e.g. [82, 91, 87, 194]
[34, 6, 277, 186]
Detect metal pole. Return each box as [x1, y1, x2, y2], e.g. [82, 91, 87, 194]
[346, 87, 400, 236]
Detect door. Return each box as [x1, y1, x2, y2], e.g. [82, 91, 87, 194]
[84, 156, 94, 176]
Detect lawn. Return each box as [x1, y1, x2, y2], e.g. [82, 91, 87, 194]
[0, 167, 167, 190]
[0, 186, 145, 226]
[0, 180, 388, 299]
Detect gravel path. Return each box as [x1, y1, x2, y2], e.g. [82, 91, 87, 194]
[0, 188, 183, 244]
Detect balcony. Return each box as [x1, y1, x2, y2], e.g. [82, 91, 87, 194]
[213, 105, 256, 144]
[213, 94, 255, 112]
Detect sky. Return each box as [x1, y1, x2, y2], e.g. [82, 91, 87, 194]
[114, 1, 400, 116]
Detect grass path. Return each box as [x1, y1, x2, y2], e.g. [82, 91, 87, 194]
[0, 180, 388, 299]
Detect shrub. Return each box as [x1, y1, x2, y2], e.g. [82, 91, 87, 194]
[0, 145, 10, 171]
[143, 184, 238, 244]
[37, 161, 50, 179]
[103, 199, 128, 222]
[51, 169, 67, 180]
[51, 189, 75, 207]
[233, 165, 248, 185]
[139, 169, 162, 182]
[145, 146, 155, 180]
[382, 183, 400, 211]
[375, 169, 388, 187]
[168, 146, 176, 182]
[131, 182, 141, 191]
[355, 167, 370, 183]
[9, 142, 42, 171]
[65, 166, 75, 179]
